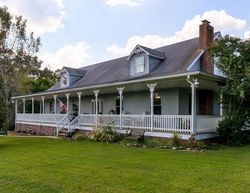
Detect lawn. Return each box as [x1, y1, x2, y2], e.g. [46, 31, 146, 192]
[0, 137, 250, 193]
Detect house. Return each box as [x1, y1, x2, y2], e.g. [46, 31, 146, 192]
[12, 20, 225, 140]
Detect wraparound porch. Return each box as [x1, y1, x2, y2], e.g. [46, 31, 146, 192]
[13, 73, 225, 139]
[16, 113, 222, 139]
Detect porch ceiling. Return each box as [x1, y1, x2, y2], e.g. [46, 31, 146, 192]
[12, 72, 224, 100]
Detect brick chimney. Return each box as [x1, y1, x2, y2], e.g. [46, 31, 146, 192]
[199, 20, 214, 74]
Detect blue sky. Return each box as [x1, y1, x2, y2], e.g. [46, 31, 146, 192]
[1, 0, 250, 70]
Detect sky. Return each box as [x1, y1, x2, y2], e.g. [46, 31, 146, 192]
[0, 0, 250, 70]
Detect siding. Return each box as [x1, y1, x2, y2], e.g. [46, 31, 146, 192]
[44, 88, 180, 115]
[43, 88, 220, 116]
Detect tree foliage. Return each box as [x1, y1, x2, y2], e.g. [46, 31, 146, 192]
[210, 35, 250, 143]
[0, 6, 58, 130]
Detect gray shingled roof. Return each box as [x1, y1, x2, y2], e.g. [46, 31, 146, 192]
[48, 37, 202, 92]
[64, 67, 86, 76]
[139, 45, 166, 59]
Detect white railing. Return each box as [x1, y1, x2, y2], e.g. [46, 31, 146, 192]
[57, 114, 69, 135]
[68, 115, 80, 132]
[122, 115, 151, 129]
[16, 113, 65, 124]
[79, 114, 96, 126]
[197, 115, 223, 133]
[98, 114, 120, 126]
[16, 113, 222, 134]
[154, 115, 191, 133]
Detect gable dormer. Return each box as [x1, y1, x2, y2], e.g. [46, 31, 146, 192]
[60, 67, 86, 88]
[128, 45, 165, 76]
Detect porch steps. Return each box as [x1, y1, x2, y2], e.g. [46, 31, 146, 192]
[58, 129, 74, 138]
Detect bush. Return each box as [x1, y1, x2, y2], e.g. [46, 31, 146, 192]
[187, 135, 207, 150]
[217, 116, 244, 145]
[171, 133, 181, 147]
[143, 138, 172, 148]
[88, 124, 121, 143]
[72, 132, 88, 141]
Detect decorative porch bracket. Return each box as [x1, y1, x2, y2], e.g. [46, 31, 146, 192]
[93, 90, 99, 126]
[147, 83, 157, 131]
[186, 75, 199, 134]
[117, 87, 125, 129]
[77, 92, 82, 115]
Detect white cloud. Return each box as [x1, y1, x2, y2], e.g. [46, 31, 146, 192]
[106, 10, 247, 56]
[244, 31, 250, 39]
[0, 0, 65, 35]
[105, 0, 144, 7]
[40, 42, 92, 71]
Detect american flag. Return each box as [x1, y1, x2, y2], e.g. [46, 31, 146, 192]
[57, 99, 67, 112]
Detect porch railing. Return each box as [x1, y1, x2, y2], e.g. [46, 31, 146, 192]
[153, 115, 191, 133]
[16, 113, 65, 124]
[197, 115, 223, 133]
[16, 113, 222, 134]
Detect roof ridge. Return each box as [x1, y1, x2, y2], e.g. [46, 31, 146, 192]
[78, 37, 199, 70]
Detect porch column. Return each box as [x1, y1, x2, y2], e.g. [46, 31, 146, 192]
[65, 93, 70, 116]
[220, 92, 224, 116]
[23, 98, 26, 114]
[187, 75, 199, 134]
[41, 96, 45, 114]
[93, 90, 99, 126]
[15, 99, 18, 115]
[77, 92, 82, 115]
[53, 95, 57, 114]
[14, 100, 17, 129]
[31, 97, 34, 114]
[117, 87, 125, 129]
[147, 83, 157, 131]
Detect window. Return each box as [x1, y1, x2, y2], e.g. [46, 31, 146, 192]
[91, 99, 103, 114]
[49, 101, 53, 113]
[60, 70, 69, 88]
[115, 96, 123, 114]
[134, 56, 145, 74]
[154, 93, 161, 115]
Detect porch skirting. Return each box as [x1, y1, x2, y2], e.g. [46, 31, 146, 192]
[15, 122, 218, 140]
[16, 123, 56, 136]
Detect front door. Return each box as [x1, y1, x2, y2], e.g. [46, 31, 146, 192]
[199, 90, 213, 115]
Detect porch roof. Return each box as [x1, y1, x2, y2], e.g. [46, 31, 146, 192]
[48, 38, 202, 92]
[11, 71, 225, 100]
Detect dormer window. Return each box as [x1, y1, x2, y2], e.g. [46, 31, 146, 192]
[134, 55, 145, 74]
[59, 67, 86, 89]
[128, 45, 165, 77]
[60, 70, 69, 88]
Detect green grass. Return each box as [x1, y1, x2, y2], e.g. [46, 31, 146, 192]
[0, 137, 250, 193]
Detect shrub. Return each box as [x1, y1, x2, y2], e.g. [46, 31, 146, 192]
[88, 123, 121, 143]
[72, 132, 88, 141]
[187, 135, 207, 150]
[171, 133, 181, 147]
[217, 116, 244, 145]
[143, 138, 172, 148]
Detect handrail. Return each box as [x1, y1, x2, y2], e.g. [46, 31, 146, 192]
[68, 115, 80, 132]
[56, 114, 69, 136]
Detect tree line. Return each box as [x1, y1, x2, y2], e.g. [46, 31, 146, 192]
[0, 6, 59, 130]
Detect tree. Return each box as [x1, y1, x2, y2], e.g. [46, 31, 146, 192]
[0, 6, 41, 130]
[210, 35, 250, 144]
[21, 67, 59, 93]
